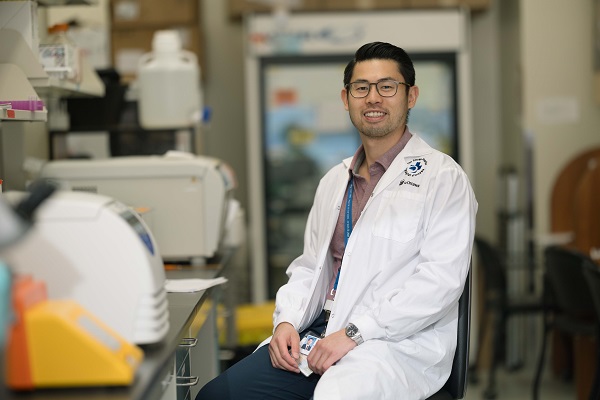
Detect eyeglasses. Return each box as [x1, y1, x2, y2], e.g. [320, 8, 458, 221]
[345, 80, 411, 98]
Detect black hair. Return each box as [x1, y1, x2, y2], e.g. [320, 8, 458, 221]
[343, 42, 415, 92]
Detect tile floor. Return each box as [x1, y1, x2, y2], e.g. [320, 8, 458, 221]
[464, 365, 576, 400]
[464, 314, 580, 400]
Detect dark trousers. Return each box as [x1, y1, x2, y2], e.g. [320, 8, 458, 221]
[195, 311, 328, 400]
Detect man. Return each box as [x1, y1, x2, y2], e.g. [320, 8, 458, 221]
[301, 336, 316, 352]
[197, 41, 477, 400]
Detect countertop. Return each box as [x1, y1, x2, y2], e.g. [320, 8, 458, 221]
[1, 250, 232, 400]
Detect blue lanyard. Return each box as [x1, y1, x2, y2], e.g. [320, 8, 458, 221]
[344, 178, 354, 246]
[334, 178, 354, 291]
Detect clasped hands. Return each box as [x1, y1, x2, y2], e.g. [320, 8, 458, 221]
[268, 322, 356, 375]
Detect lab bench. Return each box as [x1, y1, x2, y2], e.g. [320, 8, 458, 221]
[1, 251, 234, 400]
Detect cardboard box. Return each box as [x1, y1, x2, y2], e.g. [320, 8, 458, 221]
[321, 0, 410, 10]
[409, 0, 490, 10]
[111, 25, 204, 83]
[228, 0, 321, 20]
[240, 0, 490, 13]
[67, 25, 111, 70]
[385, 0, 490, 10]
[111, 0, 199, 29]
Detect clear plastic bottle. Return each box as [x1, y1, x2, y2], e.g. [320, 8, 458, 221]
[39, 23, 81, 83]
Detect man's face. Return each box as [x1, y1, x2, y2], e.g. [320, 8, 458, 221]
[341, 59, 418, 139]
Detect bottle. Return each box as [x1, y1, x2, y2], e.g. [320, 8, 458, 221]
[39, 23, 81, 83]
[137, 30, 202, 129]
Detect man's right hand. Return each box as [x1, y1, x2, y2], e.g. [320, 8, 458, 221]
[268, 322, 301, 373]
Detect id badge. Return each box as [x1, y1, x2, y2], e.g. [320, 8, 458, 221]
[298, 330, 320, 377]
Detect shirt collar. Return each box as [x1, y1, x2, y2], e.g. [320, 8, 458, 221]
[349, 127, 413, 175]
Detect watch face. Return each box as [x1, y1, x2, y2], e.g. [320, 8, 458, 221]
[346, 324, 358, 337]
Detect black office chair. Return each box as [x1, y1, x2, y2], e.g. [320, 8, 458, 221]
[469, 236, 545, 399]
[426, 266, 472, 400]
[532, 246, 599, 400]
[581, 260, 600, 400]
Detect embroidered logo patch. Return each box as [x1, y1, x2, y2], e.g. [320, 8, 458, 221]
[399, 179, 420, 188]
[405, 158, 427, 177]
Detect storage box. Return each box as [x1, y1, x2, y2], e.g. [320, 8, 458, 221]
[111, 25, 204, 82]
[326, 0, 490, 10]
[409, 0, 490, 10]
[110, 0, 199, 28]
[234, 0, 490, 14]
[228, 0, 321, 19]
[320, 0, 410, 10]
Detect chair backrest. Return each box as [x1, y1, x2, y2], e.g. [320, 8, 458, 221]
[582, 260, 600, 322]
[442, 266, 472, 399]
[544, 246, 595, 319]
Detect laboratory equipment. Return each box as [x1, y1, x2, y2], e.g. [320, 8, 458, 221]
[39, 23, 81, 83]
[3, 190, 170, 344]
[6, 275, 143, 389]
[0, 180, 57, 346]
[0, 99, 44, 111]
[40, 151, 236, 265]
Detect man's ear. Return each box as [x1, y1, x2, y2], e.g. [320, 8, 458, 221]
[408, 85, 419, 109]
[341, 88, 350, 111]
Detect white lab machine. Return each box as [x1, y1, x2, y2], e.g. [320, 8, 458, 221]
[40, 151, 236, 265]
[3, 190, 170, 345]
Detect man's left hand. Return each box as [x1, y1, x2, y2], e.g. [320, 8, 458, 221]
[306, 329, 356, 375]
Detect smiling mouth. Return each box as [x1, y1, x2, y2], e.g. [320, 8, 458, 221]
[364, 111, 386, 118]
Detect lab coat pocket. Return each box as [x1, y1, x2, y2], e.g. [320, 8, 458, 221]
[373, 190, 425, 243]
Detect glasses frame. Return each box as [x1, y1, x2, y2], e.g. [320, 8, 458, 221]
[345, 80, 411, 98]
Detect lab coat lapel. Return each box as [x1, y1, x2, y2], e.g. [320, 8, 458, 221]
[369, 135, 434, 200]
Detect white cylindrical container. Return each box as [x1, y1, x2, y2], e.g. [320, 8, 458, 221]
[138, 30, 202, 129]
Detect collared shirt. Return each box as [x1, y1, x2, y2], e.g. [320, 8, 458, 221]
[325, 128, 413, 304]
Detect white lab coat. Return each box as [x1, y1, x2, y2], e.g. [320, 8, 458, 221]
[262, 134, 477, 400]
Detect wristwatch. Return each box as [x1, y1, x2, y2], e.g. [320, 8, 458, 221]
[345, 323, 364, 345]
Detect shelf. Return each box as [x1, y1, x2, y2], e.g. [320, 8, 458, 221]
[37, 56, 106, 98]
[37, 0, 98, 6]
[0, 64, 47, 122]
[0, 29, 105, 98]
[0, 107, 48, 122]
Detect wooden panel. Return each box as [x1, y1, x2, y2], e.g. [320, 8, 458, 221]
[550, 148, 600, 256]
[573, 157, 600, 252]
